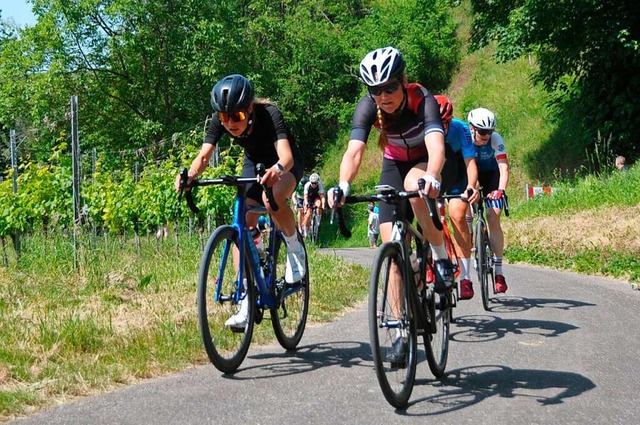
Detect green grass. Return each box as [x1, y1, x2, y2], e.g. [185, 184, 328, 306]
[0, 234, 369, 419]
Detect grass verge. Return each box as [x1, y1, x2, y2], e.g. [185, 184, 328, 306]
[0, 234, 369, 421]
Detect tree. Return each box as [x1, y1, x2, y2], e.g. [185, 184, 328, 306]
[469, 0, 640, 167]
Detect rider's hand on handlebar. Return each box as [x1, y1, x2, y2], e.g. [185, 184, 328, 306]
[418, 173, 441, 199]
[259, 165, 282, 187]
[488, 189, 505, 200]
[463, 186, 480, 204]
[175, 169, 197, 192]
[327, 182, 350, 208]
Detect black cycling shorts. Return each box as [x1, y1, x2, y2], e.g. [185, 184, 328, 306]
[377, 144, 457, 225]
[242, 158, 304, 205]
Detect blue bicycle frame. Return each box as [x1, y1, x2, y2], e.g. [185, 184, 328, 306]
[215, 185, 279, 309]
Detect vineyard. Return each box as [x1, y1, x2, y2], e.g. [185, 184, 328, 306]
[0, 136, 249, 265]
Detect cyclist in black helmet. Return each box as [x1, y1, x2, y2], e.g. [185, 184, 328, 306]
[176, 74, 306, 327]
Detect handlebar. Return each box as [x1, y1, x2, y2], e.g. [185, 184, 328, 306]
[177, 163, 279, 214]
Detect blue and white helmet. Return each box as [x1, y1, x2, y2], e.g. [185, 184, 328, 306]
[359, 47, 406, 87]
[467, 108, 496, 130]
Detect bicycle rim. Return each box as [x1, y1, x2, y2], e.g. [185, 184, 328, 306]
[197, 226, 255, 373]
[271, 231, 309, 350]
[369, 242, 417, 408]
[476, 221, 490, 311]
[424, 289, 450, 378]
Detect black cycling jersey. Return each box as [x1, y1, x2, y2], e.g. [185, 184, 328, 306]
[204, 103, 304, 171]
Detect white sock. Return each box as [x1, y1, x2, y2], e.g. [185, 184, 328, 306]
[284, 232, 300, 250]
[431, 243, 448, 261]
[460, 258, 471, 280]
[494, 256, 503, 275]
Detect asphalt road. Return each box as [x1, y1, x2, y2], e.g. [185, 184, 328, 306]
[13, 248, 640, 424]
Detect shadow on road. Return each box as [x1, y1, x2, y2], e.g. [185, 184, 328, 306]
[479, 296, 596, 314]
[405, 365, 596, 414]
[450, 314, 579, 343]
[223, 341, 372, 380]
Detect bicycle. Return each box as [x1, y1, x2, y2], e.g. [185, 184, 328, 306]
[178, 165, 310, 373]
[472, 191, 509, 311]
[332, 181, 456, 408]
[308, 204, 321, 244]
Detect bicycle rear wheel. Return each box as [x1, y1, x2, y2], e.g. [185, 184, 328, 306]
[197, 226, 255, 373]
[369, 242, 417, 408]
[310, 211, 319, 244]
[271, 231, 309, 350]
[424, 287, 451, 378]
[475, 219, 491, 311]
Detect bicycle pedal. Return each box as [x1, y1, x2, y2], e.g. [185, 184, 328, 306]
[229, 326, 245, 334]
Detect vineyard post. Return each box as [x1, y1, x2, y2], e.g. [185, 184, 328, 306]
[71, 95, 81, 269]
[9, 130, 20, 255]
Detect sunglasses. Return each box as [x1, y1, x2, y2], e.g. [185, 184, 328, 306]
[369, 81, 401, 96]
[218, 111, 247, 123]
[476, 128, 493, 136]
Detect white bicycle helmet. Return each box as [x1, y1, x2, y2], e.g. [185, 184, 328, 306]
[309, 173, 320, 183]
[467, 107, 496, 130]
[359, 47, 406, 87]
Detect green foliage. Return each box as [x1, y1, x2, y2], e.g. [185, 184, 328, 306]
[1, 0, 461, 173]
[468, 0, 640, 169]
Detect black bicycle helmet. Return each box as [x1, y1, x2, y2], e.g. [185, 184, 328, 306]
[210, 74, 255, 112]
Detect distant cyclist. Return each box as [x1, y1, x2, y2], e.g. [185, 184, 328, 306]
[434, 95, 480, 300]
[468, 107, 509, 293]
[302, 173, 326, 237]
[292, 176, 308, 234]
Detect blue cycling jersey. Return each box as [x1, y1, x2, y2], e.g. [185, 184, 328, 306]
[447, 119, 474, 159]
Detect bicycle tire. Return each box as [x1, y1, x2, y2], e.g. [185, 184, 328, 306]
[475, 219, 490, 311]
[369, 242, 417, 408]
[310, 210, 320, 244]
[271, 231, 310, 350]
[424, 286, 451, 378]
[197, 226, 255, 373]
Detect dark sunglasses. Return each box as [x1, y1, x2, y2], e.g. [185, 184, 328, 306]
[476, 128, 493, 136]
[369, 81, 401, 96]
[218, 111, 247, 123]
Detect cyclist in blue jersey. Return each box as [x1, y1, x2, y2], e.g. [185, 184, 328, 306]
[435, 95, 479, 300]
[329, 47, 455, 363]
[468, 107, 509, 293]
[176, 74, 307, 327]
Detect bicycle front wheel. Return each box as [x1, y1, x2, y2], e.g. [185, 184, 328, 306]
[424, 288, 451, 378]
[369, 242, 417, 408]
[310, 212, 319, 244]
[271, 232, 309, 350]
[197, 226, 255, 373]
[475, 219, 490, 311]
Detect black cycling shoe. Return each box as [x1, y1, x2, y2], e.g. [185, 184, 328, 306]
[385, 337, 408, 368]
[434, 259, 454, 293]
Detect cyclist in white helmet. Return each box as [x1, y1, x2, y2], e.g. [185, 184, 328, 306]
[302, 172, 326, 237]
[468, 107, 509, 294]
[329, 46, 456, 364]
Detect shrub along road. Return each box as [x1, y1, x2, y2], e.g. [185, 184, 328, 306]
[13, 248, 640, 424]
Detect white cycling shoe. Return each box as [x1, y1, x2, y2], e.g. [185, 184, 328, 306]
[224, 295, 249, 328]
[285, 243, 306, 283]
